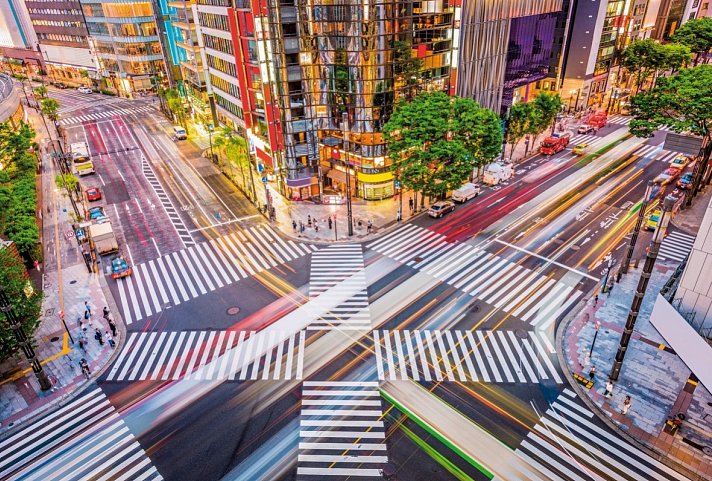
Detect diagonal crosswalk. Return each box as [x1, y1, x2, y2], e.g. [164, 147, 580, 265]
[367, 226, 583, 328]
[58, 106, 156, 125]
[308, 245, 371, 331]
[115, 226, 318, 324]
[373, 329, 561, 384]
[505, 389, 691, 481]
[105, 329, 306, 381]
[298, 381, 388, 480]
[658, 230, 695, 263]
[0, 388, 162, 481]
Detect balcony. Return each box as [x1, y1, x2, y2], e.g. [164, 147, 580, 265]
[95, 51, 163, 62]
[176, 40, 200, 52]
[85, 16, 154, 24]
[91, 34, 159, 43]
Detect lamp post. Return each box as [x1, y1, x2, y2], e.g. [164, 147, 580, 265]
[622, 181, 654, 275]
[589, 320, 601, 357]
[610, 195, 675, 381]
[0, 287, 52, 391]
[206, 122, 215, 163]
[601, 254, 614, 294]
[341, 112, 354, 236]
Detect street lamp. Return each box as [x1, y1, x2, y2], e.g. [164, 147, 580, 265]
[206, 122, 215, 163]
[341, 112, 354, 236]
[610, 195, 675, 381]
[622, 181, 654, 275]
[601, 254, 614, 294]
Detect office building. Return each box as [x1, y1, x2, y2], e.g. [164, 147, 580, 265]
[0, 0, 43, 70]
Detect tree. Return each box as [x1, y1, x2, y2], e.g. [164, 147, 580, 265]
[383, 91, 502, 207]
[40, 98, 60, 121]
[0, 244, 43, 362]
[161, 88, 187, 127]
[34, 85, 47, 99]
[672, 17, 712, 65]
[661, 43, 693, 73]
[533, 92, 563, 136]
[506, 102, 541, 159]
[55, 173, 79, 195]
[622, 39, 667, 93]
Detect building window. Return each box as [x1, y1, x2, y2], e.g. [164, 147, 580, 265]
[197, 12, 229, 31]
[210, 74, 241, 100]
[203, 34, 233, 54]
[206, 54, 237, 77]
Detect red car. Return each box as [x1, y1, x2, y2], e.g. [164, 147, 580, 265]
[85, 187, 102, 201]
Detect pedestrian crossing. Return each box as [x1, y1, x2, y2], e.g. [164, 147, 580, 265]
[115, 226, 318, 324]
[105, 329, 306, 381]
[373, 329, 561, 384]
[366, 225, 584, 329]
[632, 144, 679, 163]
[658, 230, 696, 263]
[142, 158, 194, 247]
[608, 115, 632, 125]
[58, 106, 155, 125]
[309, 245, 371, 331]
[568, 133, 598, 145]
[0, 388, 162, 481]
[504, 388, 691, 481]
[297, 381, 388, 480]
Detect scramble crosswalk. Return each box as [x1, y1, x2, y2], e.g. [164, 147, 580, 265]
[0, 388, 162, 481]
[567, 133, 599, 145]
[366, 225, 584, 329]
[58, 106, 156, 125]
[658, 230, 696, 263]
[373, 329, 561, 384]
[308, 245, 371, 331]
[632, 144, 679, 163]
[115, 225, 318, 324]
[105, 329, 306, 381]
[297, 381, 388, 480]
[608, 115, 631, 125]
[503, 389, 691, 481]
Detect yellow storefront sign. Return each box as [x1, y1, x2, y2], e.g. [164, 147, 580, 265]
[357, 171, 393, 183]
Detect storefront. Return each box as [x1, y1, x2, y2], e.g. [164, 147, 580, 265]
[357, 170, 394, 200]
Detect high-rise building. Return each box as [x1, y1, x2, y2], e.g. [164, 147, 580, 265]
[456, 0, 563, 113]
[0, 0, 43, 70]
[80, 0, 168, 95]
[650, 0, 687, 40]
[195, 0, 459, 202]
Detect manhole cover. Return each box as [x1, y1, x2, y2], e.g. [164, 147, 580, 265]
[226, 306, 241, 316]
[45, 308, 55, 316]
[50, 336, 60, 342]
[515, 329, 528, 339]
[69, 280, 77, 284]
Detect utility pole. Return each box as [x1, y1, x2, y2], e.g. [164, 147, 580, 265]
[610, 195, 675, 381]
[622, 181, 654, 275]
[601, 255, 614, 294]
[342, 112, 354, 236]
[0, 287, 52, 391]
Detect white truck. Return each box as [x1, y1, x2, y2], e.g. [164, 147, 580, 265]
[89, 222, 119, 255]
[452, 182, 481, 203]
[482, 162, 514, 186]
[70, 141, 95, 176]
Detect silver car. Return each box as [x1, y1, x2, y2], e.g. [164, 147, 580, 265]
[428, 201, 455, 218]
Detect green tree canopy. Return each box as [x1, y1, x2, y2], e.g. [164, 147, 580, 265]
[672, 17, 712, 64]
[629, 65, 712, 141]
[33, 85, 47, 99]
[533, 92, 563, 135]
[40, 98, 60, 121]
[506, 101, 541, 158]
[383, 91, 502, 201]
[622, 39, 668, 92]
[661, 43, 693, 72]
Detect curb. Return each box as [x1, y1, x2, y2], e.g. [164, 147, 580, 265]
[555, 293, 707, 481]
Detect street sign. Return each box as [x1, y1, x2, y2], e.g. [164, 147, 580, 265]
[261, 176, 267, 183]
[394, 180, 401, 189]
[257, 163, 265, 173]
[65, 230, 74, 239]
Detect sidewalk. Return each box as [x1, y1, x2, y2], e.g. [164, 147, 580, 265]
[560, 191, 712, 480]
[0, 108, 119, 437]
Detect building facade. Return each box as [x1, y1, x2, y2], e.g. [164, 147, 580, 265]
[0, 0, 43, 70]
[80, 0, 168, 95]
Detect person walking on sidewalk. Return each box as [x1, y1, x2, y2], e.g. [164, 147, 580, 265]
[408, 197, 414, 214]
[367, 220, 373, 234]
[604, 379, 614, 398]
[589, 365, 596, 381]
[80, 358, 91, 378]
[103, 306, 110, 319]
[105, 331, 115, 348]
[622, 395, 632, 415]
[84, 301, 92, 317]
[594, 294, 599, 306]
[108, 318, 117, 338]
[94, 328, 104, 346]
[292, 220, 297, 232]
[328, 217, 333, 230]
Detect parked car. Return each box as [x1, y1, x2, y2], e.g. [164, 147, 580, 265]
[669, 155, 690, 171]
[428, 201, 455, 218]
[452, 182, 481, 203]
[88, 206, 106, 220]
[572, 143, 589, 155]
[52, 82, 68, 89]
[577, 125, 594, 134]
[653, 167, 682, 185]
[173, 125, 187, 140]
[77, 86, 92, 94]
[676, 172, 694, 190]
[85, 187, 101, 201]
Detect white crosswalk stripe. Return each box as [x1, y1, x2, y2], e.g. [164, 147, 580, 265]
[632, 144, 661, 158]
[298, 381, 388, 479]
[568, 133, 598, 145]
[308, 245, 371, 331]
[58, 106, 155, 125]
[608, 115, 632, 125]
[658, 230, 696, 263]
[142, 159, 194, 247]
[657, 150, 679, 163]
[367, 226, 583, 326]
[373, 329, 561, 384]
[0, 388, 162, 480]
[500, 389, 692, 481]
[115, 226, 317, 324]
[105, 329, 306, 381]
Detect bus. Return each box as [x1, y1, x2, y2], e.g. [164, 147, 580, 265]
[70, 142, 95, 176]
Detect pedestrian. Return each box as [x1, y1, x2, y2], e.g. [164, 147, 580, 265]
[622, 395, 632, 415]
[367, 219, 373, 233]
[594, 294, 599, 306]
[84, 301, 92, 317]
[94, 328, 104, 346]
[105, 331, 115, 348]
[314, 221, 319, 232]
[408, 197, 414, 213]
[328, 217, 333, 230]
[589, 365, 596, 380]
[84, 309, 90, 321]
[80, 319, 87, 332]
[307, 215, 312, 227]
[103, 306, 110, 319]
[292, 220, 297, 232]
[616, 271, 622, 283]
[396, 210, 402, 222]
[79, 336, 86, 351]
[604, 379, 614, 398]
[108, 318, 117, 337]
[300, 221, 305, 233]
[50, 375, 59, 392]
[80, 358, 91, 378]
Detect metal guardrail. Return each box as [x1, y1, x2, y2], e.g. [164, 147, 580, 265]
[661, 256, 688, 301]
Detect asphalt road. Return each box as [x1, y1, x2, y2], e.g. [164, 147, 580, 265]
[3, 92, 699, 481]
